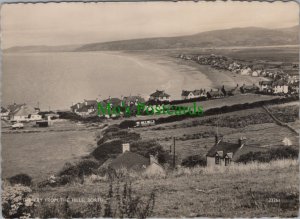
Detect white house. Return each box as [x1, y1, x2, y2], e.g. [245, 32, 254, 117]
[240, 67, 252, 76]
[149, 90, 171, 102]
[206, 136, 267, 167]
[273, 80, 289, 94]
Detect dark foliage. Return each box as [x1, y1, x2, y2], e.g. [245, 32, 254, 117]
[119, 120, 136, 129]
[236, 146, 298, 164]
[130, 140, 171, 164]
[9, 173, 32, 186]
[58, 159, 100, 178]
[92, 140, 123, 162]
[181, 155, 207, 167]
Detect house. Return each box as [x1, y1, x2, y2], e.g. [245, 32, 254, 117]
[251, 70, 260, 77]
[206, 89, 224, 99]
[144, 155, 166, 177]
[225, 84, 241, 96]
[259, 81, 273, 93]
[1, 107, 9, 120]
[181, 89, 206, 100]
[122, 96, 145, 106]
[240, 84, 259, 94]
[104, 143, 165, 176]
[135, 119, 155, 127]
[181, 90, 195, 100]
[289, 81, 299, 95]
[240, 67, 252, 76]
[272, 80, 289, 94]
[206, 136, 267, 167]
[149, 90, 171, 102]
[9, 104, 41, 122]
[71, 99, 98, 116]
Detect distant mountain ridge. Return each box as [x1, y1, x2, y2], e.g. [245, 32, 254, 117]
[4, 26, 299, 53]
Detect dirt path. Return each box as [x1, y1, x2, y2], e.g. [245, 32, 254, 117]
[262, 105, 299, 135]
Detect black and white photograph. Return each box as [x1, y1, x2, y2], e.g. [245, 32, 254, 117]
[0, 1, 299, 218]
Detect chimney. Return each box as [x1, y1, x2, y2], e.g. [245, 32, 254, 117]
[238, 137, 247, 148]
[122, 143, 130, 153]
[149, 154, 158, 164]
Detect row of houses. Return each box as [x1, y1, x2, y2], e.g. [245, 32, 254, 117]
[1, 103, 42, 122]
[179, 54, 299, 84]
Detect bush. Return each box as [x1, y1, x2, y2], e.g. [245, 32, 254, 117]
[9, 174, 32, 186]
[58, 159, 100, 178]
[130, 140, 171, 164]
[2, 183, 36, 218]
[236, 146, 299, 164]
[181, 155, 207, 167]
[92, 140, 123, 162]
[119, 120, 136, 129]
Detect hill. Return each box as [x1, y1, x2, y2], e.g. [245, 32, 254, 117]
[76, 26, 299, 51]
[4, 26, 299, 53]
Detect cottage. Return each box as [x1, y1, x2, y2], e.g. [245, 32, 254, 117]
[273, 80, 289, 94]
[259, 81, 273, 93]
[135, 119, 155, 127]
[149, 90, 171, 102]
[105, 143, 165, 176]
[181, 89, 206, 100]
[123, 95, 145, 106]
[240, 67, 252, 76]
[144, 155, 166, 177]
[9, 104, 41, 122]
[71, 99, 97, 115]
[240, 84, 259, 94]
[206, 89, 224, 99]
[225, 84, 241, 96]
[206, 136, 267, 167]
[1, 107, 9, 120]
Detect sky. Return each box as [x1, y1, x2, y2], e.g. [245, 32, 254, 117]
[1, 1, 299, 49]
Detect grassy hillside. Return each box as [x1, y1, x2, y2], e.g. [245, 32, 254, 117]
[34, 159, 299, 217]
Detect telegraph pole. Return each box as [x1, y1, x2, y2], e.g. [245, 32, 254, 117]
[173, 137, 176, 168]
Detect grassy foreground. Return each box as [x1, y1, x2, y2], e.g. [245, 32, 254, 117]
[36, 159, 299, 217]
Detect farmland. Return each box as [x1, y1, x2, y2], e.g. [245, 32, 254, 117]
[134, 103, 299, 160]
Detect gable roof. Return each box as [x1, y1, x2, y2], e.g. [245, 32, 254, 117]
[104, 98, 122, 106]
[11, 105, 36, 117]
[181, 90, 192, 97]
[109, 151, 149, 171]
[7, 103, 25, 113]
[259, 81, 273, 86]
[123, 96, 145, 104]
[207, 140, 241, 158]
[84, 100, 97, 106]
[150, 90, 170, 98]
[273, 80, 288, 86]
[1, 107, 8, 113]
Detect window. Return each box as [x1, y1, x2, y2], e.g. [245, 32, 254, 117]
[215, 155, 220, 165]
[225, 158, 231, 166]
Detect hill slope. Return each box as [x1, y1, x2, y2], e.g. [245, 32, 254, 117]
[76, 26, 299, 51]
[4, 26, 299, 53]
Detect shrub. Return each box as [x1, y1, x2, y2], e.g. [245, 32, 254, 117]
[2, 183, 36, 218]
[236, 146, 299, 164]
[119, 120, 136, 129]
[130, 140, 171, 164]
[92, 140, 123, 162]
[181, 155, 207, 167]
[9, 173, 32, 186]
[58, 159, 100, 178]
